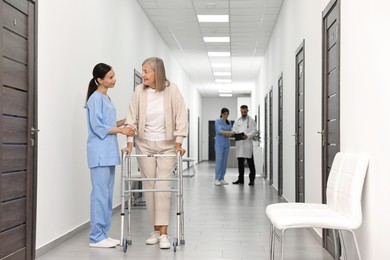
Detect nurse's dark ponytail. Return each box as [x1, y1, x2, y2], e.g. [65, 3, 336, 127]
[86, 63, 112, 103]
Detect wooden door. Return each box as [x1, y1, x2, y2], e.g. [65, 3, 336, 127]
[0, 0, 37, 259]
[208, 120, 215, 161]
[322, 0, 340, 256]
[268, 89, 273, 185]
[295, 40, 305, 202]
[277, 74, 283, 196]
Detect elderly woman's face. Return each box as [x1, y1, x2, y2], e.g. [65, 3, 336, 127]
[142, 63, 156, 88]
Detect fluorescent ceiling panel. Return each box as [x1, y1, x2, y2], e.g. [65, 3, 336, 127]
[203, 37, 230, 42]
[197, 15, 229, 22]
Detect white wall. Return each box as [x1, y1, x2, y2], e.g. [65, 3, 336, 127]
[255, 0, 390, 258]
[255, 0, 328, 202]
[237, 97, 252, 115]
[37, 0, 201, 249]
[340, 1, 390, 259]
[201, 98, 238, 161]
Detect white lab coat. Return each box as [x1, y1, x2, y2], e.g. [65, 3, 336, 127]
[232, 116, 257, 158]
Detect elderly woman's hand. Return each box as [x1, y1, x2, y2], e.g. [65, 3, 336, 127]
[175, 143, 186, 156]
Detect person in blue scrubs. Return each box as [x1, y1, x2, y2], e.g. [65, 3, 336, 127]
[86, 63, 134, 248]
[214, 108, 236, 186]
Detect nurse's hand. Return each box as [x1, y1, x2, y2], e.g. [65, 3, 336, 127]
[121, 127, 135, 136]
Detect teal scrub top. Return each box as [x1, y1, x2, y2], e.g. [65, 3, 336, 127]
[215, 118, 232, 148]
[86, 91, 120, 168]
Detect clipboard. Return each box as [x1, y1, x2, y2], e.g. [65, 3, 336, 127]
[233, 132, 246, 141]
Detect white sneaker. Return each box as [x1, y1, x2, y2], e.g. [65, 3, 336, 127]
[220, 179, 229, 185]
[146, 231, 160, 245]
[89, 238, 116, 248]
[215, 180, 221, 186]
[159, 234, 171, 249]
[107, 237, 120, 246]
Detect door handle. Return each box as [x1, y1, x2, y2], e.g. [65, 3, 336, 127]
[317, 129, 325, 146]
[31, 127, 40, 135]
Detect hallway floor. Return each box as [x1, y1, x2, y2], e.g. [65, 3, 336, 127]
[36, 162, 334, 260]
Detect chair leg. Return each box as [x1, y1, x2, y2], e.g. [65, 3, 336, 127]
[280, 229, 285, 260]
[338, 230, 347, 260]
[332, 229, 341, 260]
[350, 231, 362, 260]
[269, 224, 274, 260]
[269, 225, 274, 260]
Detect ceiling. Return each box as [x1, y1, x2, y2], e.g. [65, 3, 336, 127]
[136, 0, 284, 97]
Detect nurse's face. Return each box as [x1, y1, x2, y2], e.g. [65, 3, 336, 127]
[221, 112, 229, 120]
[99, 69, 116, 89]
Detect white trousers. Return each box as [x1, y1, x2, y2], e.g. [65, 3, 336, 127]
[135, 138, 176, 226]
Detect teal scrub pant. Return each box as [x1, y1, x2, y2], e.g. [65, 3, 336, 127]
[215, 145, 229, 181]
[89, 166, 115, 243]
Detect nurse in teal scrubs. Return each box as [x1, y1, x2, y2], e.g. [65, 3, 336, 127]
[85, 63, 134, 248]
[214, 108, 236, 186]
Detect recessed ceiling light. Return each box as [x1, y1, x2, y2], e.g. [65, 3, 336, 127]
[203, 37, 230, 43]
[216, 79, 232, 83]
[208, 52, 230, 57]
[197, 15, 229, 23]
[219, 93, 233, 97]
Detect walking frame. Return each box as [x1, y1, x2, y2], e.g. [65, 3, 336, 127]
[120, 152, 185, 252]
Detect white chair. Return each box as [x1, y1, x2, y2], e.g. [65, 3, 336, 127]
[265, 152, 369, 260]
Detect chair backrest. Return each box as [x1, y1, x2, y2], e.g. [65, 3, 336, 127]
[326, 152, 369, 228]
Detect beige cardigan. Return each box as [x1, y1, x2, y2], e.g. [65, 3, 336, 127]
[125, 83, 188, 144]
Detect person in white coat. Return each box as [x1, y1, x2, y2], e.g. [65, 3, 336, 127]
[232, 105, 257, 186]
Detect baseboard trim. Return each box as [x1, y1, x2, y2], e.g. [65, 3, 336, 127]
[34, 162, 199, 257]
[35, 206, 122, 257]
[35, 221, 89, 257]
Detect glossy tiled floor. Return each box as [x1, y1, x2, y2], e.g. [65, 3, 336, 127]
[36, 162, 334, 260]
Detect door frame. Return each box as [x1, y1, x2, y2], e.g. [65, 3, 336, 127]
[28, 1, 38, 258]
[277, 73, 283, 196]
[268, 88, 274, 185]
[321, 0, 341, 255]
[295, 40, 305, 202]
